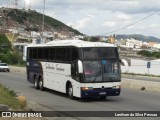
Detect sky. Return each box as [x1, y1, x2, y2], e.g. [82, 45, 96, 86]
[1, 0, 160, 38]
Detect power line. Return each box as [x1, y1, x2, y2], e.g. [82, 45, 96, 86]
[103, 9, 160, 35]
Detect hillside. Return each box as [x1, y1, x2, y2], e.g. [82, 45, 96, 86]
[116, 34, 160, 42]
[1, 8, 82, 35]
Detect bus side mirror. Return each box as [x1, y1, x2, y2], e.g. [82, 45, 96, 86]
[78, 60, 83, 73]
[23, 46, 27, 61]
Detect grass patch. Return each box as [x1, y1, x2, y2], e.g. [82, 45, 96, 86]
[0, 84, 21, 109]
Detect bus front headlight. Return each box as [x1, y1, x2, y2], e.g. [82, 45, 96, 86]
[81, 87, 93, 90]
[113, 85, 121, 89]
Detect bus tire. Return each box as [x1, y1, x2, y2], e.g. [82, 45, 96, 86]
[39, 77, 44, 91]
[34, 77, 39, 89]
[100, 95, 107, 99]
[67, 84, 74, 99]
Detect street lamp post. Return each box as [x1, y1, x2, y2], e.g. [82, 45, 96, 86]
[41, 0, 45, 43]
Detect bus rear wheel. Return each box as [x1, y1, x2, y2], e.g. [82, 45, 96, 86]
[34, 78, 39, 89]
[67, 84, 74, 99]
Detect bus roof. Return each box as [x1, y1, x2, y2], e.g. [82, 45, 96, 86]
[27, 40, 116, 48]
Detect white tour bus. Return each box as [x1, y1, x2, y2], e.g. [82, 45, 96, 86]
[24, 40, 121, 99]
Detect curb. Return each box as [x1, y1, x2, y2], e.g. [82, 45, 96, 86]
[0, 100, 77, 120]
[10, 66, 26, 74]
[27, 100, 77, 120]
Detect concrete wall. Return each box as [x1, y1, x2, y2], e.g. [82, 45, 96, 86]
[121, 59, 160, 76]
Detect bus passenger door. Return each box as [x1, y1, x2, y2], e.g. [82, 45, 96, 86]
[71, 62, 81, 97]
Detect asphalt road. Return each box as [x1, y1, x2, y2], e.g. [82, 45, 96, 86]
[0, 72, 160, 120]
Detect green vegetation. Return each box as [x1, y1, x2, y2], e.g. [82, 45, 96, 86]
[137, 50, 160, 58]
[0, 84, 21, 109]
[0, 34, 25, 66]
[89, 36, 100, 42]
[4, 8, 82, 35]
[0, 34, 12, 53]
[83, 36, 100, 42]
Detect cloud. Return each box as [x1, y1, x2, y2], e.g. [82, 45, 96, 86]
[1, 0, 160, 14]
[148, 24, 160, 30]
[72, 15, 94, 29]
[12, 0, 159, 15]
[102, 21, 116, 27]
[116, 13, 132, 20]
[102, 13, 132, 27]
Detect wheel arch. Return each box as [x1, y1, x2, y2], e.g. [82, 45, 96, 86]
[38, 75, 43, 81]
[33, 74, 37, 81]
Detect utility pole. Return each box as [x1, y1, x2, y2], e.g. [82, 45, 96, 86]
[29, 0, 31, 10]
[15, 0, 18, 9]
[24, 1, 25, 10]
[42, 0, 45, 34]
[41, 0, 45, 43]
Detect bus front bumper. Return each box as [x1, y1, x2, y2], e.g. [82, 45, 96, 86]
[81, 88, 120, 98]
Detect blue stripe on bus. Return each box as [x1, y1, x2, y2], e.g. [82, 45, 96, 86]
[81, 88, 120, 98]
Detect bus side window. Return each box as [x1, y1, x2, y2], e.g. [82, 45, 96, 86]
[28, 48, 32, 59]
[72, 48, 78, 61]
[37, 48, 43, 60]
[32, 48, 37, 59]
[64, 48, 71, 62]
[43, 48, 49, 61]
[56, 48, 63, 61]
[50, 48, 55, 61]
[71, 62, 79, 81]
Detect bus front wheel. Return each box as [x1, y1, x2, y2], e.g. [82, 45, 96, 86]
[100, 95, 107, 99]
[39, 77, 44, 91]
[67, 84, 73, 99]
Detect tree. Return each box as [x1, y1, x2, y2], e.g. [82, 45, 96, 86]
[0, 34, 25, 65]
[137, 50, 160, 58]
[89, 36, 99, 42]
[0, 34, 12, 53]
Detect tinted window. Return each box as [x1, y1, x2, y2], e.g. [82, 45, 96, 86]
[32, 48, 37, 59]
[50, 48, 55, 61]
[101, 47, 118, 58]
[82, 47, 118, 59]
[43, 48, 49, 60]
[37, 48, 43, 59]
[72, 48, 79, 61]
[27, 48, 32, 58]
[82, 48, 100, 59]
[83, 61, 102, 82]
[0, 63, 7, 66]
[56, 48, 64, 61]
[71, 62, 78, 80]
[63, 48, 71, 61]
[27, 46, 79, 62]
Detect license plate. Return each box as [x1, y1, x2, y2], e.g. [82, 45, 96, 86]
[99, 92, 106, 95]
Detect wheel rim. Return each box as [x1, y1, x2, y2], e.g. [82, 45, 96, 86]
[68, 87, 73, 96]
[39, 81, 42, 89]
[34, 80, 38, 87]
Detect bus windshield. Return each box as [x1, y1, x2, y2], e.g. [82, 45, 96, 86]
[83, 60, 120, 82]
[82, 47, 118, 59]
